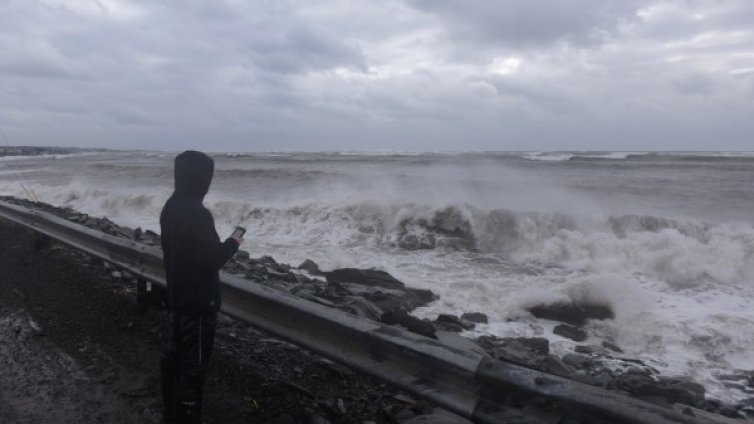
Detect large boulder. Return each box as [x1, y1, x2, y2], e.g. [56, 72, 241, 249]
[529, 302, 614, 326]
[553, 324, 587, 342]
[298, 259, 323, 276]
[380, 308, 436, 338]
[326, 268, 406, 290]
[475, 335, 555, 373]
[432, 314, 475, 332]
[339, 297, 383, 322]
[460, 312, 488, 324]
[327, 268, 436, 312]
[610, 374, 706, 407]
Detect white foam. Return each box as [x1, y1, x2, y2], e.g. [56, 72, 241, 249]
[522, 152, 574, 161]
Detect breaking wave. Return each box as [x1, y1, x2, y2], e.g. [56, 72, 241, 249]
[6, 181, 752, 290]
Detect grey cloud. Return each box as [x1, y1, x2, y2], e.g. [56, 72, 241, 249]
[244, 25, 366, 74]
[404, 0, 650, 48]
[673, 74, 716, 96]
[0, 0, 752, 151]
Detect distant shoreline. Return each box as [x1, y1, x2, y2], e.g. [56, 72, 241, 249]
[0, 146, 83, 157]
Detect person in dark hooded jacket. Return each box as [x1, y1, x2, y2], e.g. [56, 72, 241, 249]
[160, 150, 241, 424]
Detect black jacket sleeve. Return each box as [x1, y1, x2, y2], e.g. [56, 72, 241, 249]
[190, 207, 239, 272]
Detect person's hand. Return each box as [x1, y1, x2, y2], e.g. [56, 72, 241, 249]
[230, 235, 244, 246]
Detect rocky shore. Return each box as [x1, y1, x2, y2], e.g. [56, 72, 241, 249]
[1, 195, 752, 422]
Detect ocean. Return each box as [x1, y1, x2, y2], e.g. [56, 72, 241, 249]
[2, 150, 753, 403]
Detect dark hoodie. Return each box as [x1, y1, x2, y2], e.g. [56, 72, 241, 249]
[160, 151, 238, 313]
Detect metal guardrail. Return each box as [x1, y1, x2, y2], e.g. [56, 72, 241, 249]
[0, 199, 722, 424]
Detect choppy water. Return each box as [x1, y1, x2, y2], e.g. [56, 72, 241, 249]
[2, 150, 753, 402]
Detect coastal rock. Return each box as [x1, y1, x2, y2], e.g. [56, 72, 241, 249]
[553, 324, 587, 342]
[432, 314, 475, 332]
[562, 353, 594, 369]
[298, 259, 323, 275]
[602, 341, 624, 353]
[476, 336, 551, 369]
[326, 268, 435, 313]
[408, 288, 436, 305]
[575, 344, 610, 356]
[460, 312, 488, 324]
[528, 302, 614, 326]
[257, 255, 279, 267]
[397, 234, 436, 250]
[380, 309, 435, 338]
[610, 374, 706, 407]
[339, 297, 383, 322]
[533, 355, 575, 378]
[326, 268, 405, 290]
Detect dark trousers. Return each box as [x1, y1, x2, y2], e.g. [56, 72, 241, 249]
[161, 312, 217, 424]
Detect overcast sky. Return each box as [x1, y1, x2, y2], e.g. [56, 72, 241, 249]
[1, 0, 753, 151]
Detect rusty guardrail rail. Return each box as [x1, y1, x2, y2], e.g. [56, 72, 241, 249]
[0, 199, 724, 424]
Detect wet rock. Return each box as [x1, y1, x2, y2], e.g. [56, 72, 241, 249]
[339, 297, 383, 322]
[257, 255, 279, 267]
[264, 267, 289, 279]
[528, 302, 614, 326]
[298, 259, 323, 275]
[380, 309, 435, 338]
[408, 288, 436, 305]
[326, 268, 405, 290]
[460, 312, 488, 324]
[593, 370, 614, 387]
[365, 288, 429, 313]
[397, 234, 436, 250]
[507, 337, 550, 356]
[533, 355, 575, 378]
[575, 344, 610, 356]
[476, 336, 552, 369]
[291, 273, 312, 285]
[602, 341, 624, 353]
[115, 227, 138, 239]
[562, 353, 594, 369]
[553, 324, 587, 342]
[610, 374, 706, 407]
[433, 314, 475, 332]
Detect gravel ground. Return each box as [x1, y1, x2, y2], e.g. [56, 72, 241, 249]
[0, 219, 416, 424]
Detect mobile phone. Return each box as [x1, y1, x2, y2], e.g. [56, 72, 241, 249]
[231, 226, 246, 239]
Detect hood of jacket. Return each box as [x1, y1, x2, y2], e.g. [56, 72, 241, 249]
[173, 150, 214, 200]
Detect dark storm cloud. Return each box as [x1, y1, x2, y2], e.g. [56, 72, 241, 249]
[0, 0, 752, 150]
